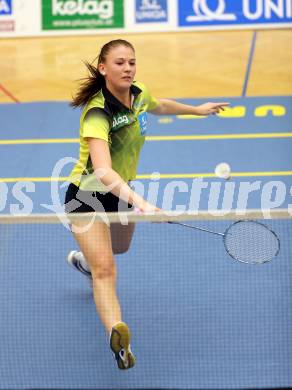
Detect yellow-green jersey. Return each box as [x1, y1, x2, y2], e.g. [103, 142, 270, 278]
[69, 81, 159, 191]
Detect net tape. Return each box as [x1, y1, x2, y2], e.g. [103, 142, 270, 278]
[0, 208, 291, 224]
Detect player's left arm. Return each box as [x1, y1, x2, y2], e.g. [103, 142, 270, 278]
[149, 98, 229, 116]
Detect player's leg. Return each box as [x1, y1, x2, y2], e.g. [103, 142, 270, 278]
[66, 184, 135, 275]
[110, 222, 135, 254]
[71, 219, 135, 369]
[67, 222, 135, 282]
[71, 219, 120, 333]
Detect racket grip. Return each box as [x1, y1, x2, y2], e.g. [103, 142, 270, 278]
[134, 207, 142, 214]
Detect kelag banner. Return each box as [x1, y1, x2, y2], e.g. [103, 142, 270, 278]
[178, 0, 292, 27]
[42, 0, 124, 30]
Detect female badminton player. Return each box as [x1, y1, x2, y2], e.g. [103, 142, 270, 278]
[64, 39, 229, 370]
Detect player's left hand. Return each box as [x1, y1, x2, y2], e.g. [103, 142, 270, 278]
[196, 102, 230, 116]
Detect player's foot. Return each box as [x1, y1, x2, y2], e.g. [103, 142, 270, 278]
[110, 322, 136, 370]
[67, 251, 92, 280]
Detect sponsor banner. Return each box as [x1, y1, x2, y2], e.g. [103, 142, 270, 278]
[0, 19, 14, 30]
[42, 0, 124, 30]
[0, 0, 12, 15]
[0, 0, 14, 32]
[178, 0, 292, 27]
[135, 0, 168, 23]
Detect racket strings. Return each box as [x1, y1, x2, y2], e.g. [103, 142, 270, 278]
[224, 221, 280, 264]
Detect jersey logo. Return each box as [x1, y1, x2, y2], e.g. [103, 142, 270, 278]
[138, 112, 148, 135]
[112, 114, 130, 131]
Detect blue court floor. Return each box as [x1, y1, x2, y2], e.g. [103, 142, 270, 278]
[0, 95, 292, 389]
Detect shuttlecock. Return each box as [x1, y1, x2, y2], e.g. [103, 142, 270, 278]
[215, 162, 231, 179]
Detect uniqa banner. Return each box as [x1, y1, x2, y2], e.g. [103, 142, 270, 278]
[178, 0, 292, 27]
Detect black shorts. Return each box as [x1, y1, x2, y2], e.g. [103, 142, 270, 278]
[64, 183, 134, 213]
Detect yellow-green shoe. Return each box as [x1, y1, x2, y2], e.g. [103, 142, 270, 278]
[110, 322, 136, 370]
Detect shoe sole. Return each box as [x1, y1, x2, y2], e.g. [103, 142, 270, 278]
[110, 323, 136, 369]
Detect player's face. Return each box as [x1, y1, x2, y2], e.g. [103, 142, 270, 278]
[100, 45, 136, 90]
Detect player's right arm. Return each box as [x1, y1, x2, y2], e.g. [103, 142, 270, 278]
[87, 138, 158, 212]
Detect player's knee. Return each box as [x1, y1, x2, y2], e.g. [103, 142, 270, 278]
[91, 255, 115, 279]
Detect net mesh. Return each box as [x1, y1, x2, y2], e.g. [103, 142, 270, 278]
[0, 209, 292, 390]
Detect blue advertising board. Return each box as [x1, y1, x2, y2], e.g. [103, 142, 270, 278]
[178, 0, 292, 27]
[135, 0, 168, 23]
[0, 0, 12, 15]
